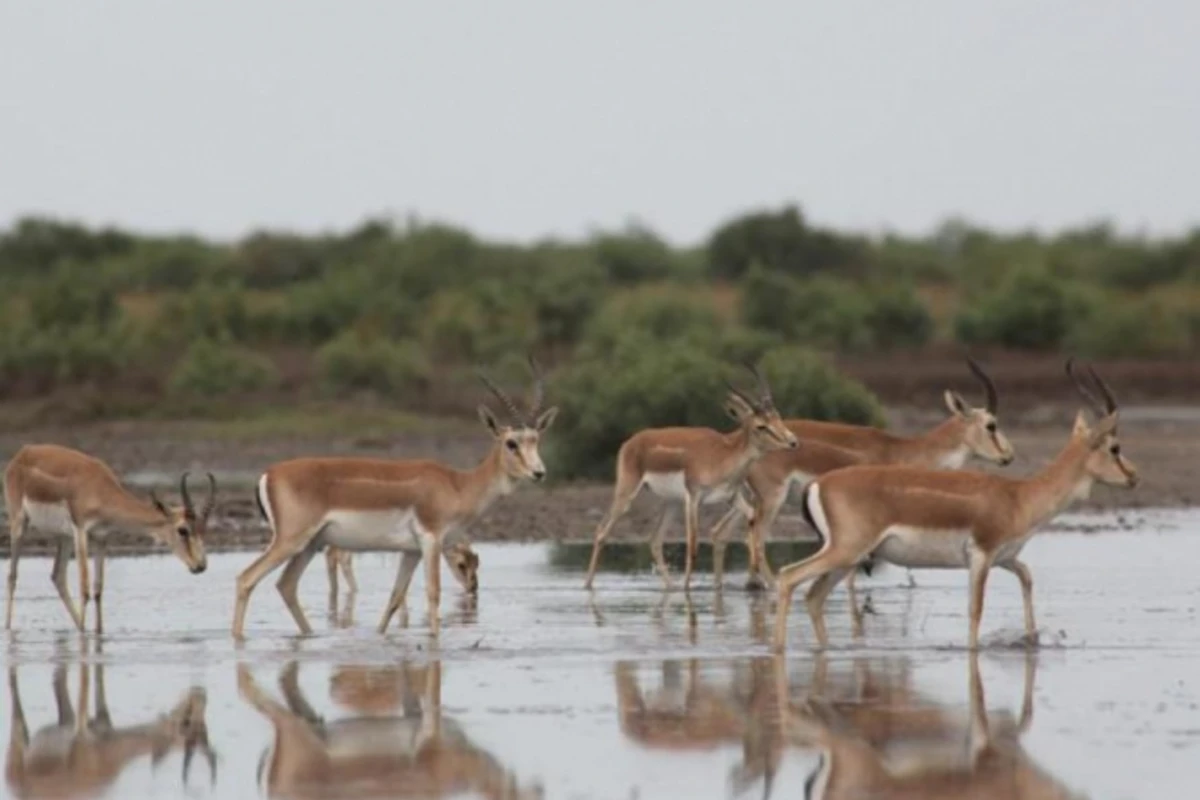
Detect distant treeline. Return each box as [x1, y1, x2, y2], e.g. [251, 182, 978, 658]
[0, 208, 1196, 475]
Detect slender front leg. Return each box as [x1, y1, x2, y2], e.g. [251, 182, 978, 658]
[275, 543, 321, 635]
[233, 529, 315, 639]
[378, 552, 422, 633]
[340, 553, 358, 593]
[420, 533, 442, 634]
[325, 548, 340, 600]
[709, 503, 742, 587]
[998, 558, 1037, 644]
[49, 540, 84, 631]
[584, 474, 641, 590]
[747, 487, 787, 591]
[682, 493, 700, 590]
[73, 524, 91, 633]
[5, 510, 28, 630]
[649, 506, 679, 589]
[92, 540, 107, 635]
[804, 567, 851, 647]
[967, 547, 992, 651]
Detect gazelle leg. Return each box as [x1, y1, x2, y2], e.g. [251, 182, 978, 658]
[276, 543, 321, 635]
[649, 506, 679, 589]
[747, 487, 787, 591]
[709, 502, 744, 587]
[73, 524, 90, 633]
[804, 567, 851, 647]
[378, 552, 422, 633]
[772, 542, 863, 652]
[967, 547, 992, 651]
[49, 540, 84, 631]
[5, 510, 27, 631]
[340, 552, 358, 593]
[420, 533, 442, 634]
[998, 558, 1037, 644]
[7, 667, 28, 768]
[233, 528, 317, 639]
[845, 569, 865, 638]
[325, 547, 340, 600]
[52, 664, 75, 728]
[682, 493, 700, 590]
[583, 475, 642, 590]
[92, 540, 107, 635]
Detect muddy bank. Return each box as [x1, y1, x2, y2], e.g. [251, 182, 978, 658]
[0, 404, 1192, 556]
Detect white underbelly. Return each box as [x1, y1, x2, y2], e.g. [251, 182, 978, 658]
[874, 525, 973, 569]
[21, 500, 75, 538]
[319, 509, 426, 552]
[323, 717, 469, 760]
[642, 472, 739, 505]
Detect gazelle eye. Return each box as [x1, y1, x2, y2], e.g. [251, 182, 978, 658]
[986, 421, 997, 433]
[755, 424, 769, 431]
[177, 526, 190, 537]
[1110, 443, 1121, 456]
[506, 440, 519, 451]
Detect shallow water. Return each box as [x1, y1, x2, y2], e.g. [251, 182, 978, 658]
[3, 510, 1200, 799]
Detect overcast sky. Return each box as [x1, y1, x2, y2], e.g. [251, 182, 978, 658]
[1, 1, 1196, 244]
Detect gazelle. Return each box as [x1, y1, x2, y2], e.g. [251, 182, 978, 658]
[6, 662, 217, 799]
[778, 652, 1084, 799]
[240, 660, 544, 800]
[772, 360, 1138, 652]
[583, 362, 798, 591]
[323, 541, 480, 601]
[711, 358, 1014, 590]
[4, 444, 217, 633]
[234, 358, 553, 638]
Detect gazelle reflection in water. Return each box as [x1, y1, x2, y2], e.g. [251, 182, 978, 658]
[240, 660, 543, 800]
[5, 661, 217, 799]
[778, 653, 1086, 800]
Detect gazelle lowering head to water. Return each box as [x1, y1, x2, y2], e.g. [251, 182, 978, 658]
[233, 356, 555, 639]
[772, 360, 1138, 652]
[711, 357, 1015, 589]
[583, 362, 798, 591]
[4, 444, 217, 633]
[322, 541, 480, 600]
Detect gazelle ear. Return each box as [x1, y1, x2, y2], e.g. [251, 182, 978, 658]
[1071, 409, 1091, 438]
[944, 390, 969, 417]
[149, 489, 171, 517]
[477, 404, 501, 436]
[535, 406, 558, 432]
[725, 393, 754, 421]
[1088, 411, 1119, 448]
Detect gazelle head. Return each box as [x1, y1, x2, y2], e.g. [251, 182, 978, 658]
[725, 361, 798, 452]
[149, 473, 217, 574]
[477, 356, 559, 483]
[445, 541, 480, 594]
[152, 686, 218, 788]
[1067, 359, 1139, 488]
[944, 357, 1015, 466]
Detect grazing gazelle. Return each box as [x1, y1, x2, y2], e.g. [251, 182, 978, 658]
[711, 357, 1014, 590]
[323, 541, 480, 601]
[583, 363, 799, 591]
[234, 358, 554, 639]
[772, 360, 1138, 652]
[4, 444, 217, 633]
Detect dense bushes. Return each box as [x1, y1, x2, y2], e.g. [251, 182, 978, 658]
[548, 344, 883, 479]
[0, 207, 1197, 422]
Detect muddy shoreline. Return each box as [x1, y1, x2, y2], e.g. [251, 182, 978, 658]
[0, 401, 1190, 558]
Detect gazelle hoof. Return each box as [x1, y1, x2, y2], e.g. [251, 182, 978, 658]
[745, 574, 769, 592]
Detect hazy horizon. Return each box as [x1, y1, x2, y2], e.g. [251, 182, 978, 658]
[2, 1, 1197, 245]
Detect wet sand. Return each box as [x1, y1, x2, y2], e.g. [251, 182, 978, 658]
[3, 510, 1200, 799]
[0, 403, 1194, 556]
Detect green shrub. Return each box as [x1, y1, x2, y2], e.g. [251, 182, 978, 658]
[316, 332, 430, 396]
[741, 270, 876, 350]
[0, 322, 140, 392]
[28, 268, 119, 331]
[419, 283, 537, 363]
[862, 283, 935, 348]
[167, 338, 279, 397]
[155, 284, 251, 344]
[547, 344, 883, 479]
[708, 205, 862, 279]
[1067, 295, 1191, 358]
[580, 289, 724, 360]
[589, 225, 679, 284]
[954, 266, 1094, 350]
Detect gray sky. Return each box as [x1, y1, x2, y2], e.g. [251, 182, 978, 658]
[2, 1, 1197, 244]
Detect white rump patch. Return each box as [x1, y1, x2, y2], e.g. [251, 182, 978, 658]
[256, 474, 276, 533]
[805, 483, 832, 542]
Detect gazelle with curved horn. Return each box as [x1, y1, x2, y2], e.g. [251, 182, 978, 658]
[583, 361, 798, 591]
[772, 360, 1138, 652]
[4, 444, 216, 633]
[711, 358, 1015, 589]
[235, 357, 555, 638]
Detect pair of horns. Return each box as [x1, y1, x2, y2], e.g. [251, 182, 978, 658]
[966, 356, 999, 414]
[151, 472, 217, 519]
[477, 355, 546, 428]
[1066, 357, 1118, 417]
[726, 361, 775, 412]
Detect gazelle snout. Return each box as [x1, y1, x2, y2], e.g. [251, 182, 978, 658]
[191, 562, 208, 575]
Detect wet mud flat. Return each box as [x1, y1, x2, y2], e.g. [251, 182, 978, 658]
[1, 403, 1197, 557]
[4, 511, 1200, 799]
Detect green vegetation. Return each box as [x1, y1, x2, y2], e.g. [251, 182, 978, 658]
[0, 207, 1197, 468]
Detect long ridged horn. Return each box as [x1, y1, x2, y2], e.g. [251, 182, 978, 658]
[200, 472, 217, 519]
[1066, 357, 1105, 417]
[1086, 364, 1118, 414]
[476, 368, 525, 425]
[179, 472, 194, 517]
[743, 361, 774, 408]
[966, 357, 998, 414]
[527, 355, 546, 420]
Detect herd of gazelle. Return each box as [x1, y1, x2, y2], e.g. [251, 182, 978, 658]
[2, 354, 1137, 650]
